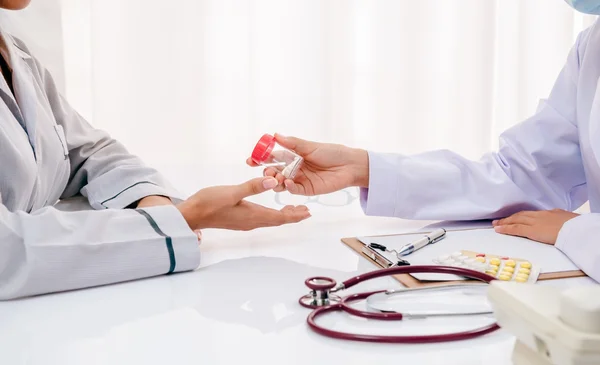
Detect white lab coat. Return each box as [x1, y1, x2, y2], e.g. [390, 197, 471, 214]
[361, 21, 600, 282]
[0, 29, 200, 300]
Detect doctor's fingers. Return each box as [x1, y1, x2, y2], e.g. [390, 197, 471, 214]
[492, 212, 536, 227]
[274, 133, 319, 156]
[263, 168, 287, 191]
[494, 224, 532, 239]
[284, 179, 308, 195]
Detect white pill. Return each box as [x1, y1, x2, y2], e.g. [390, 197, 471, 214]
[457, 255, 469, 262]
[473, 263, 487, 272]
[438, 254, 450, 261]
[451, 251, 463, 258]
[465, 258, 477, 265]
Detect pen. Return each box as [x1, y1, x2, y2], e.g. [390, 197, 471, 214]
[395, 228, 447, 256]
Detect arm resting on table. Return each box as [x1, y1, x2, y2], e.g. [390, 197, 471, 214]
[0, 204, 200, 300]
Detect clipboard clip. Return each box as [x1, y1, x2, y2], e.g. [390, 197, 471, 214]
[362, 243, 410, 268]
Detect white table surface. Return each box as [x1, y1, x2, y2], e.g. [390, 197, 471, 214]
[0, 165, 596, 365]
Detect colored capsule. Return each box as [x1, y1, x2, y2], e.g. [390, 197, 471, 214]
[504, 260, 516, 268]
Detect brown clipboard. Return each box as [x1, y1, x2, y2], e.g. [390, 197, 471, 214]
[341, 228, 586, 288]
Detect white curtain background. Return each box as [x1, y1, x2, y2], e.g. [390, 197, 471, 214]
[1, 0, 597, 194]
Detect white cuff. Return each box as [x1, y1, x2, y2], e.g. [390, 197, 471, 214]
[359, 152, 403, 217]
[555, 213, 600, 283]
[140, 205, 200, 273]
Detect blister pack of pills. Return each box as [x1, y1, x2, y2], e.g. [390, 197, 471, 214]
[432, 250, 540, 283]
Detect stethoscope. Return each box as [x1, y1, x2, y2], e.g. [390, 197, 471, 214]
[299, 265, 500, 343]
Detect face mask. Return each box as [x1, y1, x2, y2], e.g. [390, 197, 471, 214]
[565, 0, 600, 15]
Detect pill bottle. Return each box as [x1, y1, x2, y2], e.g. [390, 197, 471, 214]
[251, 134, 303, 179]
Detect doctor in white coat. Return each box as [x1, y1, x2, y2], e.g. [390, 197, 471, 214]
[0, 0, 310, 300]
[250, 0, 600, 282]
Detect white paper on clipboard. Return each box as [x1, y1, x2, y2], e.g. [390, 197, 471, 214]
[357, 228, 579, 281]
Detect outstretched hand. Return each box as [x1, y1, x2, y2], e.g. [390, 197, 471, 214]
[177, 176, 311, 231]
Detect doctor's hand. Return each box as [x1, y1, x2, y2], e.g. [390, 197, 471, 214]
[176, 176, 311, 231]
[246, 134, 369, 196]
[492, 209, 579, 245]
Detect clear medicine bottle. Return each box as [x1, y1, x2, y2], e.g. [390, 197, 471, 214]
[251, 134, 303, 179]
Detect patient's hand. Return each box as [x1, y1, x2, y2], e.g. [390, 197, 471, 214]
[176, 177, 311, 231]
[492, 209, 579, 244]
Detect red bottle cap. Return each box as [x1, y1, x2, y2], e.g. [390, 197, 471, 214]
[251, 134, 276, 164]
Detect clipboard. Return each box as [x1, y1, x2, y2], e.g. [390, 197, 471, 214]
[341, 228, 586, 288]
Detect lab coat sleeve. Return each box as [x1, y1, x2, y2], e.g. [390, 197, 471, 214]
[22, 41, 184, 209]
[360, 29, 590, 221]
[555, 214, 600, 282]
[0, 203, 200, 300]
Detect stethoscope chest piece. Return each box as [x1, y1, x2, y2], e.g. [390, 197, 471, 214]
[299, 277, 342, 308]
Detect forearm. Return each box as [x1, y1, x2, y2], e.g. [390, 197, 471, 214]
[358, 149, 548, 220]
[348, 148, 370, 188]
[353, 29, 588, 221]
[65, 137, 186, 209]
[0, 204, 199, 300]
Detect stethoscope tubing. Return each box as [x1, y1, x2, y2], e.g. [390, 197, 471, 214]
[339, 265, 495, 289]
[307, 302, 500, 343]
[303, 265, 500, 343]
